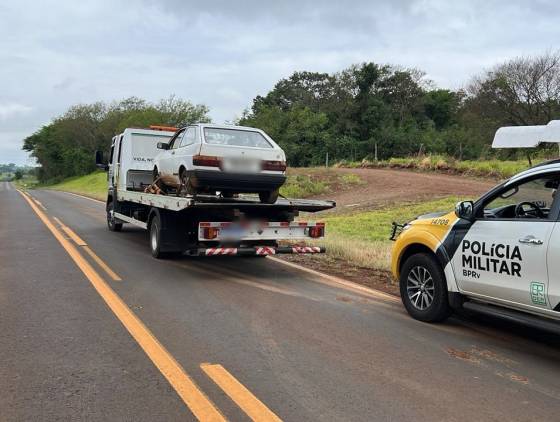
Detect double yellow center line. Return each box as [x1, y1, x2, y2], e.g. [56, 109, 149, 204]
[18, 190, 282, 421]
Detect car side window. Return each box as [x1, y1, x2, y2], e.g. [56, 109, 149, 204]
[172, 130, 184, 149]
[168, 129, 184, 150]
[180, 127, 197, 147]
[479, 175, 560, 220]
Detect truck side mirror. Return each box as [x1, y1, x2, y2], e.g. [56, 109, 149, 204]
[95, 150, 109, 171]
[157, 142, 170, 150]
[455, 200, 474, 221]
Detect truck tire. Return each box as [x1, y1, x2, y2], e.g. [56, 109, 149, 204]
[399, 253, 451, 322]
[149, 213, 183, 259]
[149, 214, 166, 259]
[259, 189, 279, 204]
[107, 200, 123, 232]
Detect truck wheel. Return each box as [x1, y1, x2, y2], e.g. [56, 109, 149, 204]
[399, 253, 451, 322]
[259, 189, 279, 204]
[107, 200, 123, 232]
[150, 215, 166, 259]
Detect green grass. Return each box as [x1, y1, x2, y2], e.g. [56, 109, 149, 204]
[13, 174, 39, 189]
[0, 172, 13, 182]
[338, 155, 537, 179]
[280, 175, 328, 197]
[310, 196, 466, 270]
[47, 171, 107, 201]
[321, 196, 464, 242]
[280, 168, 364, 198]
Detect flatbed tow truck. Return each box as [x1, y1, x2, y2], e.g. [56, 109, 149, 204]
[96, 126, 335, 258]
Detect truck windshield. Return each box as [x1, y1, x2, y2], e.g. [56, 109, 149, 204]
[203, 128, 273, 148]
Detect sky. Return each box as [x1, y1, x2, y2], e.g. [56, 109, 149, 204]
[1, 0, 559, 165]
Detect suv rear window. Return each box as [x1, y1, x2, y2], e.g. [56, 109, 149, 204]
[203, 128, 273, 148]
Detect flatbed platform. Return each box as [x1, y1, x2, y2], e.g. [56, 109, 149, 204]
[117, 189, 336, 212]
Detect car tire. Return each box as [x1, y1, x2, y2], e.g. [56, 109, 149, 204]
[399, 253, 451, 322]
[107, 200, 123, 232]
[259, 189, 279, 204]
[178, 168, 196, 196]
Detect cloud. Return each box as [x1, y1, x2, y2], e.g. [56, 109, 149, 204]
[1, 0, 559, 164]
[0, 103, 32, 121]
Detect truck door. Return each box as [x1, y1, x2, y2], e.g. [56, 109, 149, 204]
[451, 174, 560, 310]
[108, 137, 116, 187]
[113, 135, 123, 188]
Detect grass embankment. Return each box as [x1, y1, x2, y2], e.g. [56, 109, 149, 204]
[309, 196, 465, 271]
[46, 171, 107, 201]
[338, 155, 538, 179]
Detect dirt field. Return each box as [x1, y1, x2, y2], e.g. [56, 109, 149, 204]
[314, 167, 495, 212]
[281, 167, 496, 295]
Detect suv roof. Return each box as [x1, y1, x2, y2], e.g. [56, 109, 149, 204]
[507, 160, 560, 185]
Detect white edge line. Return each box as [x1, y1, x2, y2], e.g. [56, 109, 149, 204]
[268, 256, 400, 303]
[56, 190, 105, 204]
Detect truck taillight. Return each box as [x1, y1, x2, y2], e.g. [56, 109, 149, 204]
[193, 155, 221, 167]
[202, 227, 219, 239]
[262, 160, 287, 171]
[306, 226, 324, 238]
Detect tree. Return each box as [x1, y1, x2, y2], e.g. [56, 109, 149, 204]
[423, 89, 464, 130]
[467, 52, 560, 126]
[23, 96, 211, 182]
[14, 169, 23, 180]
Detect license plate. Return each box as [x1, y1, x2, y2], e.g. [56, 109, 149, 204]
[219, 225, 246, 240]
[221, 158, 261, 173]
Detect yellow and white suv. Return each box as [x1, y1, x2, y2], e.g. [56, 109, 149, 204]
[392, 122, 560, 328]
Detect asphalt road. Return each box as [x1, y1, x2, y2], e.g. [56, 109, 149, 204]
[2, 180, 560, 421]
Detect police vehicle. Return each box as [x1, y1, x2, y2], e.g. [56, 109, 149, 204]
[391, 120, 560, 330]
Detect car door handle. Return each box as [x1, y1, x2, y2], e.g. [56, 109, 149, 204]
[519, 236, 543, 245]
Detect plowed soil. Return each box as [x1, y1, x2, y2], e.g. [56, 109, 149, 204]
[314, 167, 494, 212]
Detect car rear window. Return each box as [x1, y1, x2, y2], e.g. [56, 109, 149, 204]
[203, 128, 273, 148]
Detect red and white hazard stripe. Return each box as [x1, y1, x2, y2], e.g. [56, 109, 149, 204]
[204, 247, 238, 256]
[256, 246, 276, 255]
[292, 246, 321, 254]
[199, 221, 325, 228]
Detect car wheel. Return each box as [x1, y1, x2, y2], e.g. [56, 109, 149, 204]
[178, 169, 195, 196]
[399, 253, 451, 322]
[259, 189, 279, 204]
[107, 200, 123, 232]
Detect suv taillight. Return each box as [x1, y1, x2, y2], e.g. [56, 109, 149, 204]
[262, 160, 287, 171]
